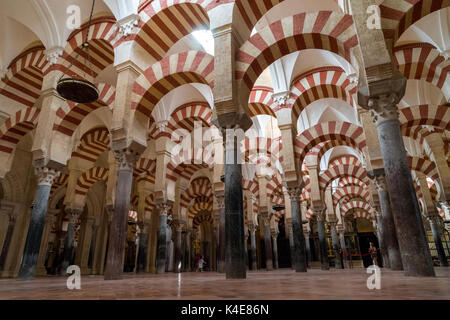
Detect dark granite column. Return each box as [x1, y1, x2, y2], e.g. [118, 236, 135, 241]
[304, 231, 312, 269]
[271, 231, 279, 269]
[286, 220, 295, 269]
[329, 218, 343, 269]
[244, 230, 249, 270]
[369, 100, 434, 277]
[314, 209, 330, 270]
[224, 130, 246, 279]
[185, 228, 192, 272]
[155, 201, 172, 274]
[374, 211, 390, 268]
[0, 213, 16, 270]
[372, 170, 403, 270]
[104, 148, 140, 280]
[18, 166, 60, 280]
[261, 212, 273, 271]
[215, 192, 226, 273]
[287, 187, 307, 272]
[136, 221, 150, 273]
[213, 214, 219, 271]
[88, 222, 99, 270]
[60, 209, 82, 274]
[173, 220, 184, 273]
[338, 228, 349, 269]
[428, 212, 448, 267]
[248, 224, 258, 270]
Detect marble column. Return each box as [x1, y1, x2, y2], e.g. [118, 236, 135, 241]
[304, 231, 312, 269]
[18, 166, 60, 280]
[213, 214, 220, 271]
[287, 187, 307, 272]
[156, 201, 172, 274]
[370, 100, 434, 277]
[271, 231, 279, 270]
[329, 218, 343, 269]
[338, 228, 349, 269]
[248, 224, 258, 270]
[0, 213, 16, 271]
[104, 148, 140, 280]
[315, 209, 330, 270]
[224, 131, 246, 279]
[244, 229, 249, 270]
[374, 212, 390, 268]
[173, 220, 184, 273]
[185, 228, 192, 272]
[372, 171, 403, 270]
[136, 220, 150, 273]
[36, 213, 57, 276]
[428, 213, 448, 267]
[261, 212, 273, 271]
[215, 193, 225, 273]
[88, 222, 99, 271]
[286, 221, 295, 269]
[60, 209, 82, 274]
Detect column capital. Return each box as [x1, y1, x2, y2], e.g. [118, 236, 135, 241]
[271, 230, 279, 240]
[172, 219, 185, 232]
[286, 186, 302, 200]
[367, 93, 401, 125]
[327, 216, 338, 226]
[105, 205, 114, 223]
[215, 192, 225, 209]
[66, 209, 83, 225]
[313, 207, 327, 221]
[156, 200, 173, 216]
[34, 166, 61, 186]
[247, 224, 257, 233]
[113, 148, 141, 171]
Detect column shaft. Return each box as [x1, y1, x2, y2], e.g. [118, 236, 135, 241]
[0, 217, 15, 270]
[330, 223, 342, 269]
[137, 230, 149, 273]
[374, 109, 434, 276]
[224, 133, 246, 279]
[156, 212, 168, 274]
[317, 218, 330, 270]
[174, 228, 183, 273]
[289, 193, 307, 272]
[272, 235, 278, 269]
[429, 217, 448, 267]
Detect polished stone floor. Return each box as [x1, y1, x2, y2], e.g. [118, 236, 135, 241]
[0, 268, 449, 300]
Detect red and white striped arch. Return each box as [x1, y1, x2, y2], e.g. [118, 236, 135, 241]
[134, 158, 156, 184]
[74, 167, 109, 197]
[319, 164, 369, 191]
[399, 104, 450, 141]
[71, 127, 110, 163]
[0, 107, 40, 155]
[133, 2, 210, 62]
[248, 86, 276, 118]
[243, 178, 259, 195]
[50, 173, 69, 199]
[46, 18, 119, 79]
[380, 0, 450, 42]
[340, 200, 376, 220]
[0, 46, 48, 108]
[244, 136, 282, 165]
[394, 43, 449, 92]
[294, 121, 366, 166]
[338, 176, 368, 189]
[287, 67, 357, 122]
[408, 156, 440, 182]
[192, 212, 213, 229]
[145, 193, 156, 215]
[132, 51, 214, 119]
[151, 102, 213, 139]
[305, 208, 314, 221]
[328, 155, 362, 168]
[53, 83, 115, 136]
[236, 11, 358, 107]
[333, 185, 371, 206]
[188, 196, 213, 220]
[180, 177, 212, 209]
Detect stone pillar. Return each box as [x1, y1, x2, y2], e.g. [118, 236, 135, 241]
[372, 171, 403, 270]
[213, 214, 219, 271]
[338, 227, 349, 269]
[18, 166, 60, 280]
[224, 130, 246, 279]
[271, 230, 279, 270]
[104, 148, 140, 280]
[77, 216, 94, 274]
[185, 228, 192, 272]
[173, 220, 184, 273]
[215, 193, 226, 273]
[35, 213, 57, 276]
[156, 201, 172, 274]
[136, 220, 150, 273]
[244, 228, 249, 270]
[315, 209, 330, 270]
[368, 99, 434, 277]
[0, 213, 17, 271]
[428, 213, 448, 267]
[374, 211, 389, 268]
[286, 220, 295, 269]
[286, 187, 307, 272]
[328, 218, 342, 269]
[60, 209, 82, 274]
[304, 231, 312, 269]
[248, 224, 258, 270]
[261, 212, 273, 271]
[88, 222, 99, 271]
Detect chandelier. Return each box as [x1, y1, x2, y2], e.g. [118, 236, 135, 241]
[57, 0, 99, 104]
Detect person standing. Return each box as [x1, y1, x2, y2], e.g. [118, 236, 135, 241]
[368, 242, 378, 266]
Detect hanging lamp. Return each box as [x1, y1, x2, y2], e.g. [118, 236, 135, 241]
[57, 0, 99, 104]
